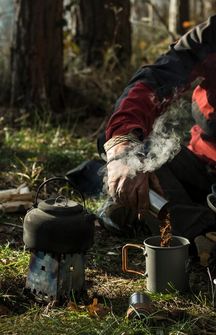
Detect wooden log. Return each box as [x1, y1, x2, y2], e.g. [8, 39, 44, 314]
[0, 192, 34, 202]
[0, 185, 34, 203]
[0, 201, 33, 213]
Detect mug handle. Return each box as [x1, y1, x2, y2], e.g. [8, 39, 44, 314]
[207, 193, 216, 213]
[122, 243, 147, 276]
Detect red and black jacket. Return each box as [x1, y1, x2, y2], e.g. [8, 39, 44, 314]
[106, 15, 216, 164]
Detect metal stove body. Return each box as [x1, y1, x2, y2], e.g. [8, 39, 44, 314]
[26, 251, 86, 301]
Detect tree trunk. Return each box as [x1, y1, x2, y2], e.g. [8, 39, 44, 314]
[76, 0, 131, 68]
[10, 0, 64, 113]
[210, 0, 216, 11]
[178, 0, 190, 35]
[169, 0, 189, 36]
[190, 0, 197, 21]
[169, 0, 178, 37]
[204, 0, 216, 16]
[199, 0, 205, 19]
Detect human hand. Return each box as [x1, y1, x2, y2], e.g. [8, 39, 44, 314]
[106, 141, 163, 219]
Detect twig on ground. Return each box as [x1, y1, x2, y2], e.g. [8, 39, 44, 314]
[0, 222, 23, 229]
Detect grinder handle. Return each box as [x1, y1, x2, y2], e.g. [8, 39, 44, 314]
[122, 243, 147, 276]
[33, 176, 85, 208]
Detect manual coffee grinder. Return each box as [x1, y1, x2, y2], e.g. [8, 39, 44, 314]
[23, 177, 95, 303]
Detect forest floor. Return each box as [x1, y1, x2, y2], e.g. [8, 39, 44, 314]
[1, 214, 216, 335]
[0, 115, 216, 335]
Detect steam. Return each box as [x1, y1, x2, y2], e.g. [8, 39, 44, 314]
[127, 97, 191, 176]
[134, 113, 181, 174]
[102, 97, 191, 181]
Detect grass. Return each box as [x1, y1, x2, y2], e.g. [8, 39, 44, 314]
[1, 126, 97, 180]
[0, 243, 29, 277]
[0, 309, 183, 335]
[0, 120, 216, 334]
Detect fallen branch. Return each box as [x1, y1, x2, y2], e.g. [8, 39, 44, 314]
[0, 222, 23, 229]
[0, 201, 33, 213]
[0, 184, 34, 203]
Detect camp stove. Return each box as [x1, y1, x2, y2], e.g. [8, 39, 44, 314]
[25, 251, 86, 302]
[23, 177, 95, 303]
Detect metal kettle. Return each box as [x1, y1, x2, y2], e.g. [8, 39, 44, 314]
[23, 177, 95, 254]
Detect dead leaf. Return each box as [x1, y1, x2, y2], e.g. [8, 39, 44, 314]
[67, 301, 80, 311]
[87, 298, 110, 318]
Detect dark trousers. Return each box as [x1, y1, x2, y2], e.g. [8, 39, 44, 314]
[154, 145, 216, 240]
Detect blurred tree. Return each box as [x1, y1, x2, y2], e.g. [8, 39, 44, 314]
[75, 0, 131, 68]
[169, 0, 190, 36]
[190, 0, 216, 23]
[0, 0, 14, 102]
[204, 0, 216, 16]
[210, 0, 216, 12]
[178, 0, 190, 34]
[131, 0, 151, 22]
[10, 0, 64, 113]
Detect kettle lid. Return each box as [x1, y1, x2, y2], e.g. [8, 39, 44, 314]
[37, 197, 83, 215]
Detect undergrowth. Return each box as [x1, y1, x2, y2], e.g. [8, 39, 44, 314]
[0, 125, 98, 189]
[0, 104, 215, 335]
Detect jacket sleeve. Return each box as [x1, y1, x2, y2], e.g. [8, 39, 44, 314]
[106, 15, 216, 140]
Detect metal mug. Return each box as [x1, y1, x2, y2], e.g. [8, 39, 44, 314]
[122, 235, 190, 293]
[126, 292, 153, 320]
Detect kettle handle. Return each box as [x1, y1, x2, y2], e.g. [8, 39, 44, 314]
[33, 176, 85, 208]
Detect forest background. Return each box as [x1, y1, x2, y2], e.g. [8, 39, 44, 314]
[1, 0, 215, 128]
[1, 1, 216, 335]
